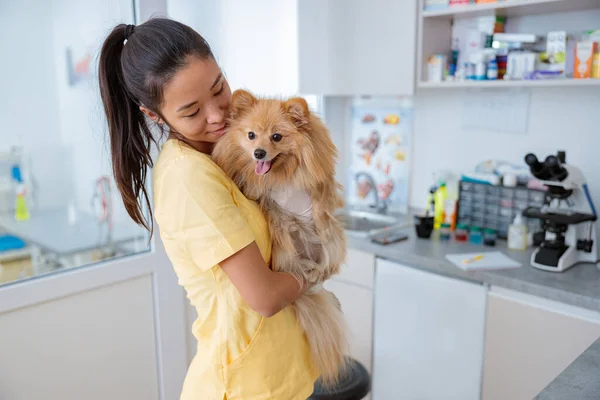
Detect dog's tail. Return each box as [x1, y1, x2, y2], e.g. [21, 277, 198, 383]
[294, 289, 349, 388]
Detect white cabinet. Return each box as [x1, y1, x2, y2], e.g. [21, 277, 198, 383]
[169, 0, 300, 97]
[217, 1, 300, 96]
[324, 248, 375, 400]
[324, 249, 376, 372]
[482, 287, 600, 400]
[373, 259, 487, 400]
[298, 0, 418, 95]
[170, 0, 418, 96]
[0, 276, 161, 400]
[325, 280, 373, 373]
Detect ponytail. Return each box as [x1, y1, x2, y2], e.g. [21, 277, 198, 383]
[99, 24, 155, 233]
[98, 18, 213, 236]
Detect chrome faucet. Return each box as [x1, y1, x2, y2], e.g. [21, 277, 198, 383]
[355, 172, 387, 213]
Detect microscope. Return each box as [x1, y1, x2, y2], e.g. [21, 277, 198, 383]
[523, 151, 598, 272]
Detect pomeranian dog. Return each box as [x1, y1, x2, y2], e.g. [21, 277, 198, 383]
[212, 89, 348, 386]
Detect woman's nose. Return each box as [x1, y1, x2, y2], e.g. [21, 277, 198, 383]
[206, 103, 225, 125]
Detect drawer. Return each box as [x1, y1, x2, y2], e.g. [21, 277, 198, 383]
[333, 248, 375, 289]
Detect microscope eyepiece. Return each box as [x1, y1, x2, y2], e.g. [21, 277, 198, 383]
[525, 153, 550, 180]
[545, 155, 568, 181]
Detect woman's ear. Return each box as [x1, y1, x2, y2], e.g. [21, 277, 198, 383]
[230, 89, 257, 119]
[284, 97, 309, 127]
[139, 106, 164, 124]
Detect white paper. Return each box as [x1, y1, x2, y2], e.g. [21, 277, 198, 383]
[462, 89, 531, 135]
[445, 251, 522, 271]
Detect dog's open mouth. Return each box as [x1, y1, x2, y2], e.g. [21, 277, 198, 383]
[255, 155, 279, 175]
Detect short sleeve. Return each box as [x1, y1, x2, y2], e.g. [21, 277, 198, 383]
[157, 156, 255, 272]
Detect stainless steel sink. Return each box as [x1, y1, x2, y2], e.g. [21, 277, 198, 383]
[335, 209, 398, 234]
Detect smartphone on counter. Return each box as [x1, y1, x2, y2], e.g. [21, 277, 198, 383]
[370, 229, 409, 245]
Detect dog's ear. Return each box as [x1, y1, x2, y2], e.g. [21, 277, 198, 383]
[230, 89, 257, 119]
[284, 97, 309, 127]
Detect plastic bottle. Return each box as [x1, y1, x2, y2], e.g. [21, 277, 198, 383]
[487, 59, 498, 80]
[469, 226, 483, 245]
[473, 52, 487, 80]
[440, 223, 452, 240]
[483, 228, 497, 246]
[508, 214, 528, 250]
[11, 165, 30, 222]
[455, 223, 469, 242]
[434, 182, 448, 230]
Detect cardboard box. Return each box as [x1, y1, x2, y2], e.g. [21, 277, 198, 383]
[574, 41, 599, 78]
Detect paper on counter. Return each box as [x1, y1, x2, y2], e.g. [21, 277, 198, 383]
[446, 251, 522, 271]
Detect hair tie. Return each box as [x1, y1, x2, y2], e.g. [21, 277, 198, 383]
[124, 24, 136, 41]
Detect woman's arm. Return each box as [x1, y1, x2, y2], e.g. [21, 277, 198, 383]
[220, 242, 306, 317]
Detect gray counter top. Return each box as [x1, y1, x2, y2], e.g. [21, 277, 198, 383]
[346, 227, 600, 312]
[535, 338, 600, 400]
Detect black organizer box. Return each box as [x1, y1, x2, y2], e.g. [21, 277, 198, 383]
[457, 180, 545, 239]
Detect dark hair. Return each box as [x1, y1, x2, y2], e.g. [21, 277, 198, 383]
[98, 18, 214, 234]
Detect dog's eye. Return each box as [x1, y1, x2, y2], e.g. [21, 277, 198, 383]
[272, 133, 282, 142]
[248, 131, 256, 140]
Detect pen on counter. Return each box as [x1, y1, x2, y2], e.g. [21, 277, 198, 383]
[462, 254, 484, 265]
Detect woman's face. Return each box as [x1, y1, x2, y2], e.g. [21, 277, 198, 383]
[144, 56, 232, 152]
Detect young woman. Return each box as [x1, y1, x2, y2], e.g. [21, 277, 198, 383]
[98, 18, 318, 400]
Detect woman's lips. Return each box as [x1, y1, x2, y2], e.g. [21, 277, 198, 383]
[208, 126, 227, 137]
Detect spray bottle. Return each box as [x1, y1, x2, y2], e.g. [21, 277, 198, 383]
[434, 181, 448, 230]
[11, 164, 29, 221]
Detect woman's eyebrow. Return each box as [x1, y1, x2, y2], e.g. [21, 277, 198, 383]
[210, 73, 222, 90]
[176, 73, 223, 112]
[177, 101, 198, 112]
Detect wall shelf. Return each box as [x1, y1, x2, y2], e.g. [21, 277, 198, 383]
[418, 79, 600, 89]
[422, 0, 600, 19]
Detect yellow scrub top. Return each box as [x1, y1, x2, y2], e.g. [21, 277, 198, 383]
[153, 139, 318, 400]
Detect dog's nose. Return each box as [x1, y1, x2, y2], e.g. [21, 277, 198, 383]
[254, 149, 267, 160]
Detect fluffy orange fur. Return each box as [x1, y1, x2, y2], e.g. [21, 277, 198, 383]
[212, 89, 348, 386]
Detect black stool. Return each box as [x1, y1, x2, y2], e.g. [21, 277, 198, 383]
[308, 358, 371, 400]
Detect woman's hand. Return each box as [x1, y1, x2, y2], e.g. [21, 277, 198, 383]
[220, 241, 307, 317]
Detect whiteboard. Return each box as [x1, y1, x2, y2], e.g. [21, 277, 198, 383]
[462, 88, 531, 135]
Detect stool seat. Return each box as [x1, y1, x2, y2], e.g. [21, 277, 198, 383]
[308, 357, 371, 400]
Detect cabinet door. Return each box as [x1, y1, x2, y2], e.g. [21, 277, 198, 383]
[373, 259, 486, 400]
[298, 0, 417, 95]
[334, 248, 375, 289]
[324, 279, 373, 400]
[482, 288, 600, 400]
[324, 280, 374, 373]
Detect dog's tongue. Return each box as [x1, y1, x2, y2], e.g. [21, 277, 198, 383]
[255, 160, 272, 175]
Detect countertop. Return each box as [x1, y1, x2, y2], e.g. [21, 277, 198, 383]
[0, 209, 147, 255]
[535, 337, 600, 400]
[345, 227, 600, 312]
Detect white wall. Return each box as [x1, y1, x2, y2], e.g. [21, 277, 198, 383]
[324, 86, 600, 226]
[167, 0, 223, 58]
[411, 87, 600, 212]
